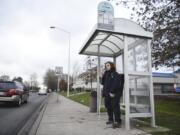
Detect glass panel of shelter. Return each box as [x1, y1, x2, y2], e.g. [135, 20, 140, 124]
[100, 45, 115, 55]
[95, 33, 108, 40]
[126, 36, 151, 115]
[91, 40, 102, 45]
[97, 34, 152, 116]
[129, 75, 151, 113]
[102, 41, 120, 53]
[127, 37, 149, 72]
[107, 35, 124, 50]
[86, 45, 98, 53]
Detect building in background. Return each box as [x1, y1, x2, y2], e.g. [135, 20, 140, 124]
[174, 69, 180, 92]
[153, 72, 176, 94]
[72, 68, 180, 95]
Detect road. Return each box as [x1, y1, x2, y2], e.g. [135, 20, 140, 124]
[0, 92, 48, 135]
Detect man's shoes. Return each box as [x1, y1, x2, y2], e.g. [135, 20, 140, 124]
[112, 122, 121, 128]
[106, 121, 113, 125]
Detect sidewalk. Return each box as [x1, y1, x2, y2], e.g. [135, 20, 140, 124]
[36, 92, 149, 135]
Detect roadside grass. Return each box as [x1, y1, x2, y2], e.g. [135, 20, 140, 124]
[69, 92, 90, 106]
[59, 91, 67, 97]
[136, 98, 180, 135]
[152, 112, 180, 135]
[59, 91, 180, 135]
[59, 90, 86, 97]
[151, 98, 180, 135]
[59, 91, 90, 106]
[60, 91, 108, 112]
[155, 98, 180, 117]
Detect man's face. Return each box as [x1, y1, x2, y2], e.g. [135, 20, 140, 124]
[105, 63, 111, 71]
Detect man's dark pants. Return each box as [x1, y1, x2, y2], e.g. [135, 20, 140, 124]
[104, 95, 121, 123]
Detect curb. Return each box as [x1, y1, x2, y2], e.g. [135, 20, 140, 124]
[28, 94, 50, 135]
[17, 94, 50, 135]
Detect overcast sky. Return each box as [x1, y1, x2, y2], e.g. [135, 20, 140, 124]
[0, 0, 133, 83]
[0, 0, 174, 84]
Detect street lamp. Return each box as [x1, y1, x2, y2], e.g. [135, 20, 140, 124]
[50, 26, 71, 97]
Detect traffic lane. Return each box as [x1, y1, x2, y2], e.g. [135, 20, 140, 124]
[0, 92, 48, 135]
[0, 92, 40, 117]
[0, 92, 43, 118]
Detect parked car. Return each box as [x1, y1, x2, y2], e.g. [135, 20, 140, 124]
[38, 89, 47, 95]
[30, 89, 38, 93]
[0, 81, 29, 106]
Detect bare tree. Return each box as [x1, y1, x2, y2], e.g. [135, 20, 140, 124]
[85, 56, 97, 91]
[13, 77, 23, 83]
[108, 0, 180, 68]
[0, 75, 10, 81]
[30, 73, 39, 90]
[43, 69, 57, 91]
[72, 61, 81, 86]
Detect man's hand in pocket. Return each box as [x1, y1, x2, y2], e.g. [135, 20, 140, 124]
[109, 93, 115, 98]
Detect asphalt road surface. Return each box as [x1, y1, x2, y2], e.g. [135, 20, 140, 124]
[0, 92, 48, 135]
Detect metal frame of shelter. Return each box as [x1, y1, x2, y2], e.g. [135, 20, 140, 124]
[79, 18, 156, 130]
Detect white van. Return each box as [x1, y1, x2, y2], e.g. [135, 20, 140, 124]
[38, 89, 47, 95]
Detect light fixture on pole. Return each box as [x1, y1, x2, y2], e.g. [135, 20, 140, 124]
[50, 26, 71, 97]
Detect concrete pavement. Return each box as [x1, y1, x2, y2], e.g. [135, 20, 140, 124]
[36, 92, 150, 135]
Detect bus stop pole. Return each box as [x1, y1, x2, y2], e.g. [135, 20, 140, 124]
[113, 57, 116, 67]
[97, 45, 101, 115]
[57, 76, 59, 102]
[147, 39, 156, 127]
[124, 36, 130, 130]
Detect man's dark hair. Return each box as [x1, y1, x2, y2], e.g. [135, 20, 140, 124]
[105, 61, 116, 71]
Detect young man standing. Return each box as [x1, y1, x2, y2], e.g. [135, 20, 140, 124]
[101, 61, 124, 128]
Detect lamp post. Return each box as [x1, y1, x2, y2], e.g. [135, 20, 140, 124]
[50, 26, 71, 97]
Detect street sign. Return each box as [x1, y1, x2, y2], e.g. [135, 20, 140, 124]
[97, 1, 114, 30]
[55, 66, 63, 75]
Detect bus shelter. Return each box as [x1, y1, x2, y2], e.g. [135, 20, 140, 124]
[79, 18, 156, 130]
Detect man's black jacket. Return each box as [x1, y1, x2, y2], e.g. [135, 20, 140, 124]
[101, 70, 124, 97]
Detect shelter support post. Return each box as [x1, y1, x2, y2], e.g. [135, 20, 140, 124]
[97, 45, 101, 115]
[147, 40, 156, 127]
[122, 53, 125, 105]
[113, 57, 116, 67]
[132, 45, 138, 105]
[123, 36, 130, 130]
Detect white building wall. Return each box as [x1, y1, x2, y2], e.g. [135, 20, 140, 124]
[174, 73, 180, 84]
[153, 77, 176, 84]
